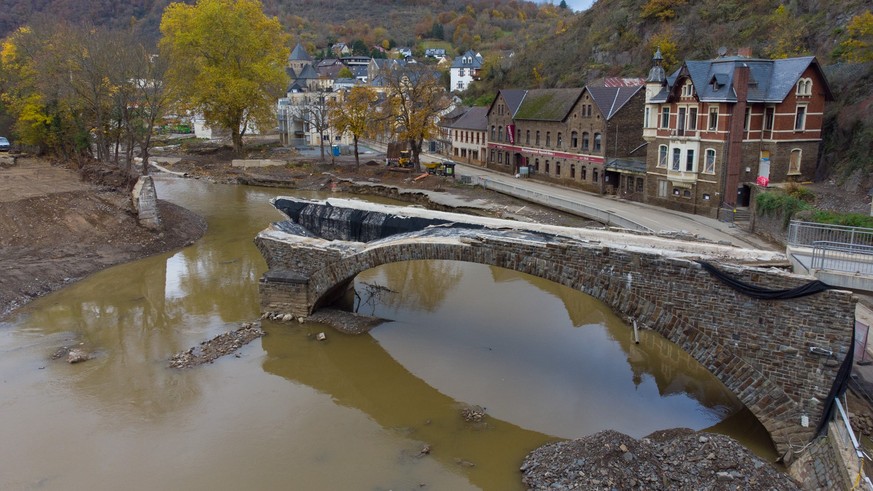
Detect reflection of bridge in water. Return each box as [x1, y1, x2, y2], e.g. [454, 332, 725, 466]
[254, 197, 856, 460]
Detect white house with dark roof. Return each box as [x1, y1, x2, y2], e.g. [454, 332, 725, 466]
[450, 50, 484, 92]
[447, 107, 489, 165]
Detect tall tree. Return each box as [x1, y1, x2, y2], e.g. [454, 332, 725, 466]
[159, 0, 289, 154]
[329, 86, 380, 168]
[382, 64, 451, 172]
[290, 91, 333, 161]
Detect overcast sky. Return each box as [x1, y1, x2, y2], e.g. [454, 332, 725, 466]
[539, 0, 595, 11]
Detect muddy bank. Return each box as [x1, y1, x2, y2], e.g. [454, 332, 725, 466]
[0, 158, 207, 319]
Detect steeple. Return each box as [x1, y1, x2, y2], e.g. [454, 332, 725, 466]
[646, 48, 666, 84]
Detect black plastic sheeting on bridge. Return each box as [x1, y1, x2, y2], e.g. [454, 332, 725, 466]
[272, 198, 486, 242]
[696, 260, 849, 445]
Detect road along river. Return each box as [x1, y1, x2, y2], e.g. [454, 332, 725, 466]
[0, 177, 776, 490]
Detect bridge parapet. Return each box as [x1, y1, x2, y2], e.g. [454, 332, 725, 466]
[255, 197, 857, 459]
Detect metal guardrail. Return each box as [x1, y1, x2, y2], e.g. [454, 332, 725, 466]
[474, 176, 651, 232]
[810, 241, 873, 274]
[834, 397, 873, 490]
[789, 221, 873, 248]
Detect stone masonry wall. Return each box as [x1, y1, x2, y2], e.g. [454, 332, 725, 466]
[257, 231, 857, 458]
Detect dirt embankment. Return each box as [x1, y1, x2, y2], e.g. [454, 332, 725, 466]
[0, 157, 206, 318]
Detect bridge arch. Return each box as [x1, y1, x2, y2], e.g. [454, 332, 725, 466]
[256, 198, 856, 460]
[295, 235, 828, 457]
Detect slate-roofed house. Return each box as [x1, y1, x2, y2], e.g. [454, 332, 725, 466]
[450, 50, 484, 92]
[486, 84, 646, 195]
[447, 107, 489, 165]
[643, 49, 833, 217]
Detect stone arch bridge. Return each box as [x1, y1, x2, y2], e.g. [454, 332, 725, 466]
[255, 197, 856, 459]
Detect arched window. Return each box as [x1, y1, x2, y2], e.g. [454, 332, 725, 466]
[789, 149, 802, 174]
[593, 133, 602, 152]
[490, 126, 495, 141]
[556, 162, 561, 176]
[545, 160, 550, 174]
[571, 131, 578, 148]
[526, 130, 530, 144]
[497, 126, 503, 142]
[557, 132, 563, 148]
[796, 78, 813, 97]
[593, 168, 599, 183]
[570, 163, 576, 178]
[704, 148, 716, 174]
[535, 131, 540, 145]
[581, 166, 587, 180]
[582, 132, 589, 151]
[658, 145, 668, 168]
[546, 132, 551, 146]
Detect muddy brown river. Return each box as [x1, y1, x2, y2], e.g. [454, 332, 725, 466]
[0, 178, 776, 490]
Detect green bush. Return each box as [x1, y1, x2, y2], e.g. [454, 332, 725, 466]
[757, 190, 873, 229]
[808, 210, 873, 228]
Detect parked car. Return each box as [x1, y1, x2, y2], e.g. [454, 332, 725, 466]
[0, 137, 9, 151]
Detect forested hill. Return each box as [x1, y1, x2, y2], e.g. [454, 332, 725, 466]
[3, 0, 870, 183]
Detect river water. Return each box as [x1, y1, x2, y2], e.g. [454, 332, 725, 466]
[0, 177, 775, 490]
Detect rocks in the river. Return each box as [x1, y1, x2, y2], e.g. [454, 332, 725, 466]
[459, 404, 486, 423]
[169, 322, 265, 369]
[66, 348, 91, 364]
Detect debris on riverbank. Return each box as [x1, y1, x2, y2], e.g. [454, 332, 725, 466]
[169, 322, 265, 368]
[306, 308, 388, 334]
[520, 429, 799, 490]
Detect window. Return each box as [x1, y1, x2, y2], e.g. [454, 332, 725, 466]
[571, 131, 578, 148]
[658, 179, 668, 198]
[636, 177, 644, 193]
[497, 126, 503, 142]
[491, 126, 496, 140]
[688, 107, 697, 130]
[644, 107, 651, 128]
[661, 107, 670, 128]
[498, 151, 503, 163]
[685, 149, 695, 172]
[593, 169, 599, 183]
[704, 148, 716, 174]
[490, 149, 495, 162]
[626, 176, 633, 192]
[582, 132, 589, 150]
[534, 158, 540, 170]
[459, 68, 465, 76]
[557, 132, 563, 148]
[658, 145, 668, 168]
[672, 148, 681, 171]
[796, 78, 813, 97]
[708, 107, 718, 131]
[743, 107, 751, 131]
[681, 80, 694, 97]
[789, 149, 802, 174]
[517, 128, 521, 142]
[545, 160, 550, 173]
[581, 166, 587, 180]
[795, 105, 807, 131]
[546, 132, 551, 146]
[526, 130, 530, 144]
[678, 107, 686, 133]
[593, 133, 601, 152]
[456, 81, 464, 89]
[535, 131, 540, 145]
[764, 107, 775, 131]
[556, 162, 561, 176]
[570, 164, 576, 178]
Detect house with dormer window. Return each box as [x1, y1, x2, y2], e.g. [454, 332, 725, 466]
[642, 49, 833, 217]
[450, 50, 484, 92]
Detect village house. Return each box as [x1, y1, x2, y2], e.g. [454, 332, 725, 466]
[486, 84, 646, 195]
[450, 50, 484, 92]
[643, 48, 833, 217]
[446, 107, 488, 165]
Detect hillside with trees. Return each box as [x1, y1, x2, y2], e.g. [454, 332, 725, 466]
[1, 0, 871, 187]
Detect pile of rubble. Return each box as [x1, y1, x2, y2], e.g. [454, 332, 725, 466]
[521, 429, 799, 490]
[169, 322, 265, 368]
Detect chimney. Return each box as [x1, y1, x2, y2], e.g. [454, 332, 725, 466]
[724, 63, 750, 207]
[737, 47, 752, 58]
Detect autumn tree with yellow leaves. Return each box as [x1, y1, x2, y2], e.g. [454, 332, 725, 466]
[329, 86, 381, 168]
[381, 64, 451, 172]
[160, 0, 289, 154]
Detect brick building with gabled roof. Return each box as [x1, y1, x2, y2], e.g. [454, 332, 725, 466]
[643, 49, 833, 217]
[486, 83, 646, 195]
